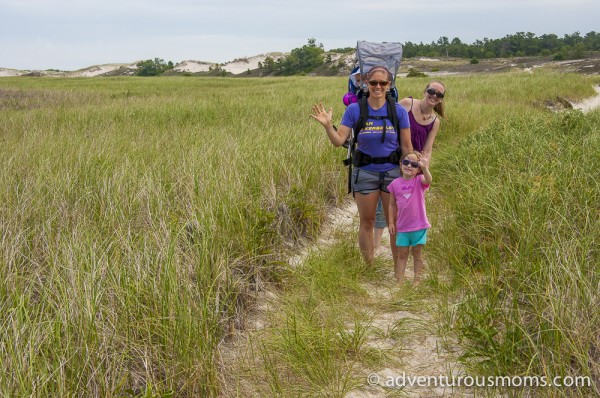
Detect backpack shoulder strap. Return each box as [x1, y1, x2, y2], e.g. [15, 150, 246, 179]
[352, 95, 369, 146]
[343, 95, 369, 195]
[386, 91, 400, 134]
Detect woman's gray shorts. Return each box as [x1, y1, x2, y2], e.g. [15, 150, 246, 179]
[351, 167, 401, 194]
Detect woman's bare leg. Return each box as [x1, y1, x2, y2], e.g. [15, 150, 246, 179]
[354, 192, 380, 264]
[380, 191, 398, 263]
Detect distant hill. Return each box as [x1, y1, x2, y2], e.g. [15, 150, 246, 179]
[2, 52, 599, 78]
[0, 52, 289, 78]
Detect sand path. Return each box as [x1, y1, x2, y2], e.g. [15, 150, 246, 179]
[323, 202, 473, 397]
[572, 85, 600, 112]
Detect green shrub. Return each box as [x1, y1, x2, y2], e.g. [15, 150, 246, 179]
[135, 58, 174, 76]
[406, 68, 427, 77]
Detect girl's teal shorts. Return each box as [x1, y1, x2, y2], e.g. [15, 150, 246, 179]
[396, 228, 428, 247]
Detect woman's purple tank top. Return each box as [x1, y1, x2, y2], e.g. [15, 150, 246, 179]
[408, 97, 436, 152]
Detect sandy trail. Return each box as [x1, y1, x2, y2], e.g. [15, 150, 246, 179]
[225, 200, 474, 397]
[572, 85, 600, 112]
[325, 202, 473, 398]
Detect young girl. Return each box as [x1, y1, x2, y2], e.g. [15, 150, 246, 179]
[388, 151, 432, 284]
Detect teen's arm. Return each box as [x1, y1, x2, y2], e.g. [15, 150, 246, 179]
[399, 126, 412, 158]
[421, 118, 440, 160]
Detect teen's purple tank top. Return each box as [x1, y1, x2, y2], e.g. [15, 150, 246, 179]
[408, 97, 436, 152]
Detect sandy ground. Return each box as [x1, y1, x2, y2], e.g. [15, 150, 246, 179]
[171, 53, 284, 74]
[0, 63, 138, 77]
[175, 53, 281, 75]
[572, 85, 600, 112]
[323, 203, 474, 398]
[173, 60, 212, 73]
[69, 63, 138, 77]
[0, 68, 21, 77]
[223, 53, 284, 74]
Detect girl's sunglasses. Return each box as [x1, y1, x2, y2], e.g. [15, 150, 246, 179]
[401, 159, 420, 168]
[426, 87, 445, 98]
[368, 80, 390, 87]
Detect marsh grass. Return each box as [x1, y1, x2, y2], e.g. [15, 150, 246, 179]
[0, 70, 599, 396]
[431, 109, 599, 396]
[0, 76, 348, 396]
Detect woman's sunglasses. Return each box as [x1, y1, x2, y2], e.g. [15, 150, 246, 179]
[426, 87, 445, 99]
[368, 80, 390, 87]
[401, 159, 420, 168]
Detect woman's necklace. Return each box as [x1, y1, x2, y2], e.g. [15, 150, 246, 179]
[419, 102, 433, 121]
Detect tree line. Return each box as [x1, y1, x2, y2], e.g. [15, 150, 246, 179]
[259, 31, 599, 76]
[135, 31, 599, 77]
[403, 31, 600, 60]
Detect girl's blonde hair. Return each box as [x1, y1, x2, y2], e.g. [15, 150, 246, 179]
[403, 151, 421, 161]
[426, 80, 446, 118]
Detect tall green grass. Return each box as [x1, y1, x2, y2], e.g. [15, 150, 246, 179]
[390, 70, 600, 397]
[0, 70, 598, 396]
[0, 76, 348, 396]
[430, 104, 599, 395]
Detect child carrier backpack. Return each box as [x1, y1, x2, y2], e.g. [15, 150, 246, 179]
[342, 40, 404, 193]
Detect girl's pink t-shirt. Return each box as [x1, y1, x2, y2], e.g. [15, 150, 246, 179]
[388, 175, 430, 232]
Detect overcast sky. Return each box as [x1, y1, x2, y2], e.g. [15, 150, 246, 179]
[1, 0, 598, 71]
